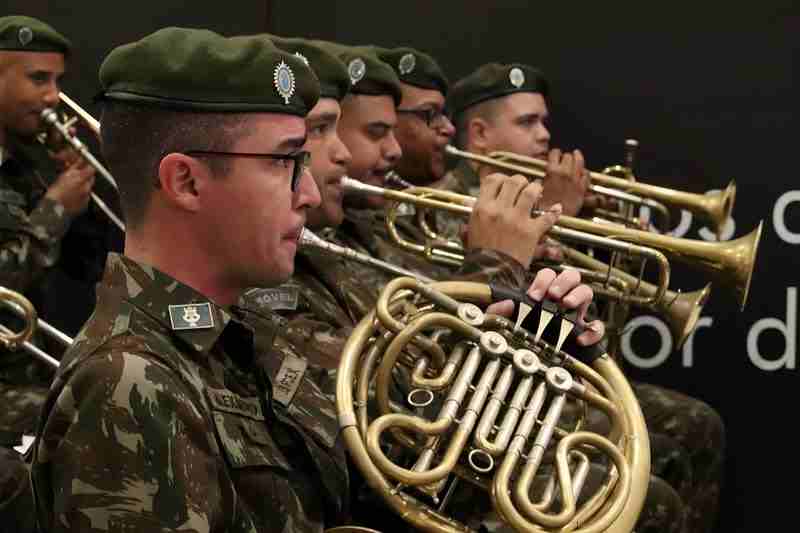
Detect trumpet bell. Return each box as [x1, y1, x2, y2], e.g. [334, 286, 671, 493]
[663, 283, 712, 348]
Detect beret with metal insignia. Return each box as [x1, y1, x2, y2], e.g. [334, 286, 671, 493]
[0, 15, 71, 55]
[446, 62, 549, 118]
[269, 36, 350, 102]
[374, 46, 449, 95]
[98, 27, 319, 116]
[309, 40, 402, 106]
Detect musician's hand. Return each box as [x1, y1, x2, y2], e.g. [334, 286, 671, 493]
[44, 158, 96, 215]
[541, 148, 589, 217]
[466, 173, 559, 270]
[487, 268, 604, 346]
[44, 126, 82, 168]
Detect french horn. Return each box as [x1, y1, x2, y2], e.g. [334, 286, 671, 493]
[336, 277, 650, 532]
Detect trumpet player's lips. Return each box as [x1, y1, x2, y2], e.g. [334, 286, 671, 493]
[283, 226, 303, 244]
[370, 167, 392, 183]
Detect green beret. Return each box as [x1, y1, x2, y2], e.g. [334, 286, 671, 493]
[269, 36, 350, 102]
[310, 41, 402, 106]
[447, 63, 549, 117]
[0, 15, 71, 55]
[99, 27, 319, 116]
[375, 46, 449, 95]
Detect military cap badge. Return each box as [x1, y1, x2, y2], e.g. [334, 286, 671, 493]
[18, 26, 33, 47]
[399, 53, 416, 75]
[348, 58, 366, 85]
[509, 67, 525, 88]
[274, 61, 296, 105]
[294, 52, 309, 67]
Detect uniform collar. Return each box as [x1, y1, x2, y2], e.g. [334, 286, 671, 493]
[102, 253, 235, 353]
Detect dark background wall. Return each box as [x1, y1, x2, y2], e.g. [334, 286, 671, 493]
[6, 1, 797, 531]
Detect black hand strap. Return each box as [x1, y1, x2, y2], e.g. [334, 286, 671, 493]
[489, 284, 608, 363]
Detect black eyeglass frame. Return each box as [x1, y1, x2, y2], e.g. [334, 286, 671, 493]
[396, 107, 449, 130]
[184, 150, 311, 191]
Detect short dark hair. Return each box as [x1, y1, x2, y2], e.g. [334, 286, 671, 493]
[453, 97, 504, 150]
[100, 102, 249, 228]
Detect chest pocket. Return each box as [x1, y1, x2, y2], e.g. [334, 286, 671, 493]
[207, 388, 291, 470]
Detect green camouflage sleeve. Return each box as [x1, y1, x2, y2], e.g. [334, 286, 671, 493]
[456, 248, 532, 291]
[34, 350, 233, 533]
[0, 195, 73, 292]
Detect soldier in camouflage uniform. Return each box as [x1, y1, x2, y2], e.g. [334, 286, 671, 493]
[446, 62, 726, 533]
[30, 28, 348, 532]
[0, 15, 98, 441]
[0, 16, 104, 533]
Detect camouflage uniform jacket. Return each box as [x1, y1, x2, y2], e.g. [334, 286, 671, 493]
[430, 160, 481, 241]
[433, 159, 480, 197]
[31, 253, 349, 532]
[0, 137, 74, 294]
[241, 214, 531, 371]
[0, 137, 75, 438]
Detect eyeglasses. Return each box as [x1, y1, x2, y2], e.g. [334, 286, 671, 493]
[185, 150, 311, 191]
[396, 107, 449, 130]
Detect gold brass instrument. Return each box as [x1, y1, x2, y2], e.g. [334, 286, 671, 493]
[445, 144, 736, 239]
[342, 177, 760, 311]
[337, 277, 650, 532]
[445, 144, 671, 232]
[0, 287, 63, 368]
[39, 93, 126, 232]
[299, 228, 434, 283]
[0, 287, 37, 352]
[558, 246, 711, 348]
[491, 148, 736, 240]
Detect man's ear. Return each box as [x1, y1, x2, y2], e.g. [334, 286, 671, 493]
[157, 153, 206, 212]
[469, 117, 490, 152]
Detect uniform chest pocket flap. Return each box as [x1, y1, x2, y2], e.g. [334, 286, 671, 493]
[208, 389, 291, 471]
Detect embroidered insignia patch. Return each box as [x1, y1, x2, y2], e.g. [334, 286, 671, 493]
[168, 302, 215, 330]
[272, 354, 308, 406]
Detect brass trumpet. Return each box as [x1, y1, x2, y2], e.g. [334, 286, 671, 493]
[445, 145, 736, 239]
[40, 93, 126, 232]
[342, 177, 761, 311]
[337, 277, 650, 532]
